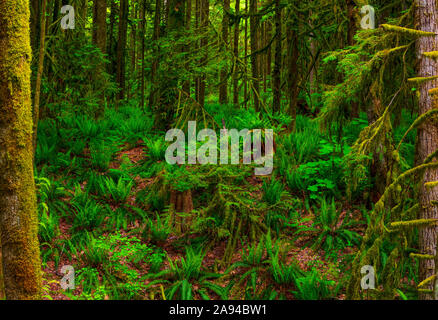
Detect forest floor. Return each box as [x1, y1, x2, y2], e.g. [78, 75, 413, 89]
[35, 104, 415, 300]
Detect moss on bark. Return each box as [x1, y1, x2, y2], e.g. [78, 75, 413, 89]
[0, 0, 42, 300]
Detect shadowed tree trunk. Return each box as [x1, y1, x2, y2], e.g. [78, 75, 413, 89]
[139, 0, 146, 110]
[272, 0, 281, 113]
[32, 0, 47, 153]
[116, 0, 129, 102]
[149, 0, 162, 108]
[93, 0, 107, 54]
[0, 0, 42, 299]
[233, 0, 240, 106]
[199, 0, 209, 108]
[219, 0, 230, 104]
[347, 0, 359, 118]
[182, 0, 192, 96]
[250, 0, 260, 112]
[108, 1, 118, 75]
[286, 11, 299, 131]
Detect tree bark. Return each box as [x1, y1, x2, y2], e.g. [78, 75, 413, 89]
[0, 0, 42, 299]
[250, 0, 260, 112]
[219, 0, 230, 104]
[415, 0, 438, 300]
[199, 0, 209, 108]
[272, 0, 281, 113]
[108, 1, 118, 75]
[182, 0, 192, 96]
[233, 0, 240, 106]
[139, 0, 146, 110]
[149, 0, 162, 107]
[116, 0, 129, 102]
[93, 0, 107, 54]
[286, 11, 299, 131]
[32, 0, 47, 154]
[244, 0, 248, 108]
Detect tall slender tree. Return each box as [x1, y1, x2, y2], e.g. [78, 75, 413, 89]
[139, 0, 147, 109]
[32, 0, 47, 152]
[219, 0, 230, 104]
[199, 0, 209, 108]
[0, 0, 42, 299]
[149, 0, 162, 107]
[233, 0, 240, 106]
[250, 0, 260, 112]
[286, 9, 299, 131]
[116, 0, 129, 102]
[272, 0, 281, 112]
[415, 0, 438, 300]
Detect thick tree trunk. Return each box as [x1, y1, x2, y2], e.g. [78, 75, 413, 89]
[93, 0, 107, 54]
[0, 0, 42, 299]
[415, 0, 438, 300]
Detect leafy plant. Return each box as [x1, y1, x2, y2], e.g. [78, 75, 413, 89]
[292, 268, 337, 300]
[312, 197, 362, 252]
[147, 247, 229, 300]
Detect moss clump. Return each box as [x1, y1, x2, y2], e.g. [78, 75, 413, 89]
[408, 75, 438, 84]
[423, 51, 438, 59]
[380, 24, 437, 36]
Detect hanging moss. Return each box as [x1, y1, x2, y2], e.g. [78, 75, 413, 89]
[410, 253, 435, 260]
[389, 218, 438, 230]
[407, 75, 438, 84]
[380, 24, 436, 36]
[425, 181, 438, 189]
[423, 51, 438, 59]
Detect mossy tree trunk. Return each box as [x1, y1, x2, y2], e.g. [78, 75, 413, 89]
[0, 0, 42, 300]
[415, 0, 438, 300]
